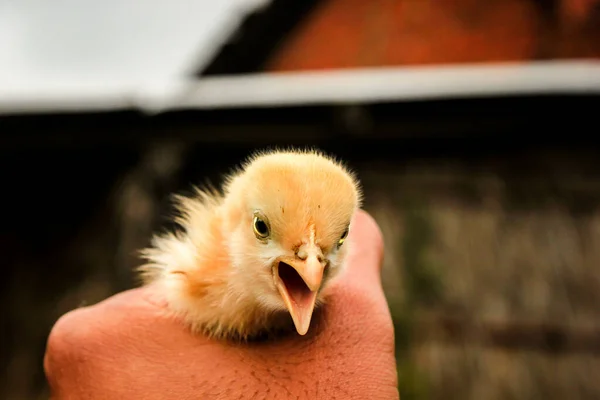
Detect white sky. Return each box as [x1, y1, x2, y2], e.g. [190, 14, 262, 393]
[0, 0, 265, 86]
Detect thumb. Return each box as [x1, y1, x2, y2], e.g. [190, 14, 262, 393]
[344, 208, 386, 289]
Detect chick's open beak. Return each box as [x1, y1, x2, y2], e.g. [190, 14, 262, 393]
[273, 247, 326, 335]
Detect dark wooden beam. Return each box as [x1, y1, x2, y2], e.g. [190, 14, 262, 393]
[197, 0, 322, 76]
[0, 94, 597, 149]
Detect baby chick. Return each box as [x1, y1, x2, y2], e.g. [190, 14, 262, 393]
[138, 149, 362, 341]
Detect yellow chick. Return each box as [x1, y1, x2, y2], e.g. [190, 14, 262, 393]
[138, 148, 362, 341]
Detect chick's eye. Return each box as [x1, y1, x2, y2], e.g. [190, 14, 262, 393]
[338, 228, 349, 247]
[253, 215, 270, 239]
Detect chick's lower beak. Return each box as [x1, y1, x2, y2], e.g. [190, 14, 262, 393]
[274, 248, 326, 335]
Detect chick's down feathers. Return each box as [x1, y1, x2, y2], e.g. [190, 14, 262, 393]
[139, 149, 362, 341]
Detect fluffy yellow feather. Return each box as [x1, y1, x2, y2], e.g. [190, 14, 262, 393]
[138, 148, 362, 341]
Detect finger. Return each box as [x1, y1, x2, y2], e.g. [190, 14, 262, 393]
[320, 208, 391, 332]
[344, 208, 386, 288]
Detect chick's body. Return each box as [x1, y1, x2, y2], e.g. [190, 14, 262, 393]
[139, 150, 362, 341]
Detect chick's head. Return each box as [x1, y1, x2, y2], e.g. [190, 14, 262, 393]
[222, 150, 362, 335]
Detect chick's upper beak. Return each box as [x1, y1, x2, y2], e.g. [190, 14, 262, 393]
[295, 245, 325, 291]
[274, 243, 326, 335]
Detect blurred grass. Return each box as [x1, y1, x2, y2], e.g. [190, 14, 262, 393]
[365, 157, 600, 400]
[384, 197, 443, 400]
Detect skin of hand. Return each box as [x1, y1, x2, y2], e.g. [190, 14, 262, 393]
[44, 210, 399, 400]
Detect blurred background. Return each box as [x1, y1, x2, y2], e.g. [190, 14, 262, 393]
[1, 0, 600, 399]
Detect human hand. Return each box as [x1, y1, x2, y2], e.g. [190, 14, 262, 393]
[44, 210, 399, 399]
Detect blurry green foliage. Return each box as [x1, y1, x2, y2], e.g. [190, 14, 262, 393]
[391, 197, 445, 400]
[401, 202, 443, 307]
